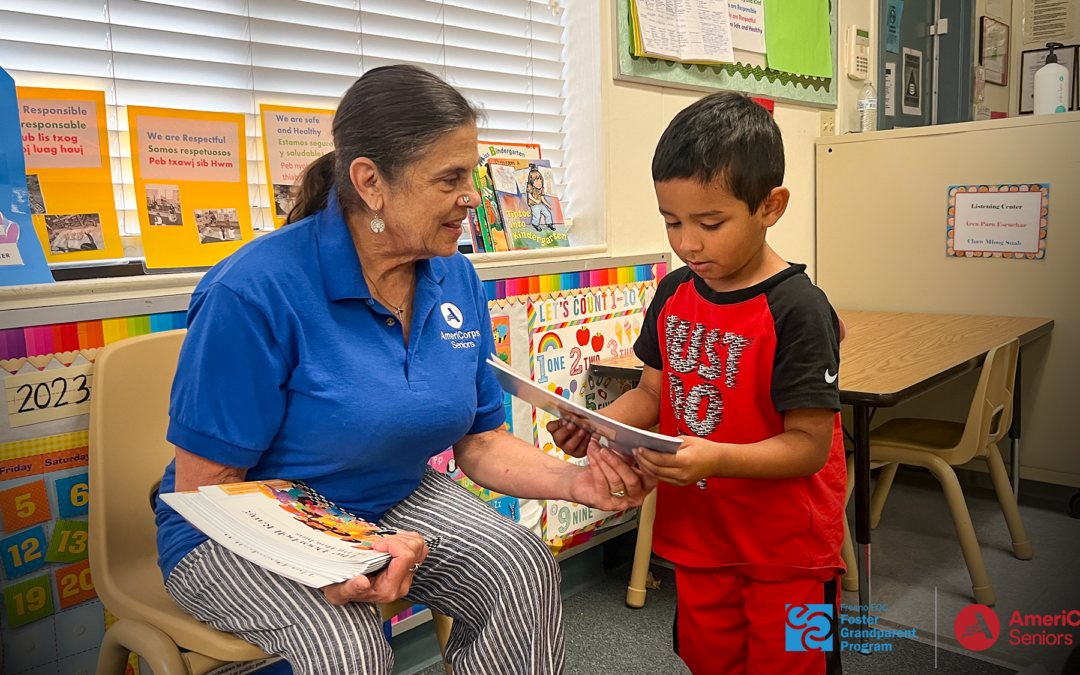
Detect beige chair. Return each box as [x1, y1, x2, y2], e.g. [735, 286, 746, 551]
[839, 339, 1032, 606]
[90, 330, 453, 675]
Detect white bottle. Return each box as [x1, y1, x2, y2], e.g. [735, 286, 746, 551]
[856, 81, 878, 132]
[1034, 42, 1069, 115]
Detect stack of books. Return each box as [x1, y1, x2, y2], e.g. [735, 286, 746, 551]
[162, 480, 400, 588]
[468, 142, 570, 252]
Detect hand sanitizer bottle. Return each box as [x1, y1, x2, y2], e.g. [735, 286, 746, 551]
[1034, 42, 1069, 115]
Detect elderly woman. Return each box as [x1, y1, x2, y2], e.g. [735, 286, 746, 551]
[154, 65, 653, 675]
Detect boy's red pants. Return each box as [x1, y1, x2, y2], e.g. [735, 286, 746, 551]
[674, 566, 843, 675]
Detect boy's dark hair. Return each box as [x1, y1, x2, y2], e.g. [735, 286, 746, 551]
[652, 92, 784, 214]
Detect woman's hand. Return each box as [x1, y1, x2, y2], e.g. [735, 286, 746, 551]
[321, 532, 429, 606]
[568, 441, 657, 511]
[546, 418, 591, 458]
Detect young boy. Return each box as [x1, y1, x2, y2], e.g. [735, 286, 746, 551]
[551, 92, 846, 674]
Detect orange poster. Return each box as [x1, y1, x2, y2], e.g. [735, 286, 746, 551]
[127, 107, 252, 269]
[17, 88, 123, 262]
[259, 105, 334, 228]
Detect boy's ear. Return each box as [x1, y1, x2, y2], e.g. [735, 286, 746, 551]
[759, 187, 790, 228]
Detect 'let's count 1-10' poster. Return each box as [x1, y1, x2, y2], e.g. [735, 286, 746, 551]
[127, 106, 252, 269]
[259, 105, 334, 229]
[17, 88, 124, 263]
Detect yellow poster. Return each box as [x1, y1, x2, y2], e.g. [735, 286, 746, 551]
[17, 88, 123, 262]
[127, 107, 252, 269]
[259, 105, 334, 228]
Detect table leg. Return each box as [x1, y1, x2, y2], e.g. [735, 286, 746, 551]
[853, 405, 872, 654]
[1010, 350, 1023, 498]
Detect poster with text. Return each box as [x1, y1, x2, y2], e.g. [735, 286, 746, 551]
[529, 283, 654, 545]
[0, 68, 53, 287]
[17, 88, 123, 263]
[947, 184, 1049, 259]
[127, 107, 251, 269]
[259, 105, 334, 228]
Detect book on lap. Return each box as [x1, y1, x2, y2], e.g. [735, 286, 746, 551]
[161, 480, 398, 588]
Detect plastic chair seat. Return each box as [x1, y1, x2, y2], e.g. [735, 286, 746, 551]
[870, 418, 965, 452]
[106, 547, 266, 661]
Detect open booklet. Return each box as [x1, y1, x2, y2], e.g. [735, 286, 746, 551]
[162, 480, 403, 588]
[487, 357, 681, 457]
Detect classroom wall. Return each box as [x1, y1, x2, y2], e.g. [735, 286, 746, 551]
[598, 0, 878, 280]
[816, 112, 1080, 487]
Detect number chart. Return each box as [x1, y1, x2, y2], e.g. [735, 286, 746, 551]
[0, 309, 187, 675]
[528, 282, 657, 549]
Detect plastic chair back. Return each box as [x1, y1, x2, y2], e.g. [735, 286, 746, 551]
[88, 329, 266, 661]
[944, 339, 1019, 465]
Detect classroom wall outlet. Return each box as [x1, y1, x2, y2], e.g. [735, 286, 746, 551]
[819, 110, 837, 136]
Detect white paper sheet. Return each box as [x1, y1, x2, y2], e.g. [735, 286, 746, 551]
[635, 0, 735, 63]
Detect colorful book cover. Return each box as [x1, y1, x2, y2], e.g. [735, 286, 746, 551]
[487, 158, 569, 250]
[476, 142, 541, 253]
[466, 209, 487, 253]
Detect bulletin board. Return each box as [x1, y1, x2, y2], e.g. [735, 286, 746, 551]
[613, 0, 839, 107]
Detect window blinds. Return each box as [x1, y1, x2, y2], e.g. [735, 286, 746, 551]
[0, 0, 568, 236]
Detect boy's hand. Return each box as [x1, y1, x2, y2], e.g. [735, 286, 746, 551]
[633, 436, 722, 487]
[546, 418, 591, 458]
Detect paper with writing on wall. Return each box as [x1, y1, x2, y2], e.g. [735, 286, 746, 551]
[128, 106, 252, 269]
[727, 0, 766, 53]
[902, 48, 923, 116]
[17, 88, 125, 262]
[259, 105, 335, 229]
[1024, 0, 1074, 42]
[489, 357, 681, 457]
[634, 0, 736, 63]
[4, 363, 93, 428]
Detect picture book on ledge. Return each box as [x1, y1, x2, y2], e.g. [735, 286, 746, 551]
[469, 141, 542, 253]
[487, 158, 569, 250]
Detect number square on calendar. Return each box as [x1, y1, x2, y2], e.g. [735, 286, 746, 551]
[54, 472, 90, 518]
[46, 519, 88, 564]
[54, 559, 96, 609]
[0, 525, 49, 579]
[3, 573, 54, 628]
[0, 479, 52, 532]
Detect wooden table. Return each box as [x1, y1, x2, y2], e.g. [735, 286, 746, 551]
[590, 310, 1054, 642]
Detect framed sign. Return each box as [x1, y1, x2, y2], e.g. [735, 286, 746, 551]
[980, 17, 1010, 86]
[946, 184, 1049, 259]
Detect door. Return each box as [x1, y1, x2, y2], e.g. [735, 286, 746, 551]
[879, 0, 935, 128]
[878, 0, 975, 129]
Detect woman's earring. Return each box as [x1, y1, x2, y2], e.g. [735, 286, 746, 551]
[369, 212, 385, 233]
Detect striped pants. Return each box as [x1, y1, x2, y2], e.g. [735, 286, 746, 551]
[166, 468, 565, 674]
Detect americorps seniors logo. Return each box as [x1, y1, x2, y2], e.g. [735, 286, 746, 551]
[441, 302, 464, 329]
[955, 604, 1000, 651]
[786, 604, 834, 651]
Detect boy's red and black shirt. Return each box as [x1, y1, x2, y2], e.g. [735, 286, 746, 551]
[633, 263, 848, 579]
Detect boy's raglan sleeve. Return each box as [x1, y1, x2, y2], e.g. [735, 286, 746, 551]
[770, 281, 842, 413]
[634, 270, 683, 370]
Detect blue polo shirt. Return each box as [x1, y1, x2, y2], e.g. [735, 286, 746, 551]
[154, 189, 505, 580]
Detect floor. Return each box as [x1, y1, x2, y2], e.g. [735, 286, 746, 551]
[841, 466, 1080, 675]
[404, 467, 1080, 675]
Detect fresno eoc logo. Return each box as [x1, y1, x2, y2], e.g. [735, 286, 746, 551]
[955, 604, 1000, 651]
[785, 604, 834, 651]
